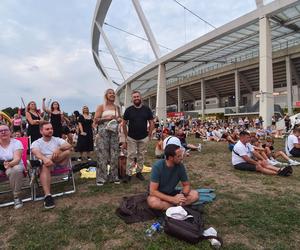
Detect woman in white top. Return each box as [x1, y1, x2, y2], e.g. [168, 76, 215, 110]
[93, 89, 121, 186]
[0, 124, 24, 209]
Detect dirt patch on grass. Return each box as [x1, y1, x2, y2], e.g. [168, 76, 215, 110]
[63, 241, 96, 250]
[103, 238, 123, 249]
[224, 232, 255, 249]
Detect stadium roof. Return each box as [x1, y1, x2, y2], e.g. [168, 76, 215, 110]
[91, 0, 300, 103]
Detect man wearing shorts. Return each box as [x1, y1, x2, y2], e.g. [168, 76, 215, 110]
[147, 144, 198, 211]
[232, 131, 292, 176]
[31, 121, 72, 209]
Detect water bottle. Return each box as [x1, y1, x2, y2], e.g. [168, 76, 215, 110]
[145, 222, 161, 237]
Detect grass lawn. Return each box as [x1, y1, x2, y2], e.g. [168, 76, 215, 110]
[0, 138, 300, 249]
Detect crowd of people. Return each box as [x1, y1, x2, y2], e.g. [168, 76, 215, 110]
[0, 89, 299, 211]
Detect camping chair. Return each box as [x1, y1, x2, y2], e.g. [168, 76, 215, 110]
[29, 151, 76, 201]
[0, 137, 32, 207]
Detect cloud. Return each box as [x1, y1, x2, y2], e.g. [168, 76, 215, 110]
[98, 0, 256, 83]
[0, 0, 113, 113]
[0, 0, 260, 113]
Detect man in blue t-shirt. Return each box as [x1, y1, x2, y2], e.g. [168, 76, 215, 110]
[147, 144, 198, 210]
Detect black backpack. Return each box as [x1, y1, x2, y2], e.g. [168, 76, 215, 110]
[164, 206, 222, 245]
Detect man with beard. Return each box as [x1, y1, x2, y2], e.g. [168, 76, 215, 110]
[31, 121, 72, 209]
[147, 144, 199, 210]
[122, 91, 154, 182]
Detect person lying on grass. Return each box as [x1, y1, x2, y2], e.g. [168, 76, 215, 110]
[232, 131, 292, 176]
[147, 144, 198, 211]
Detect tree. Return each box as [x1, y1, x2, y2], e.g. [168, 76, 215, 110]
[1, 107, 19, 117]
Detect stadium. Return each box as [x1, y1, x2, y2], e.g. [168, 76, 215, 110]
[92, 0, 300, 127]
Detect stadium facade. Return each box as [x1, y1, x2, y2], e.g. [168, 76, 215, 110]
[92, 0, 300, 127]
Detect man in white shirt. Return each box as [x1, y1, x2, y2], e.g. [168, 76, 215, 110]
[31, 121, 72, 209]
[232, 131, 292, 176]
[287, 126, 300, 157]
[0, 125, 24, 209]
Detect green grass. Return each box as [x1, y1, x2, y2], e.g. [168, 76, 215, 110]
[1, 137, 300, 249]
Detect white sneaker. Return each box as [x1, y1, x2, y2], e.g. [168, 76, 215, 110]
[197, 144, 202, 152]
[267, 159, 278, 166]
[289, 160, 300, 166]
[14, 198, 23, 209]
[96, 181, 104, 186]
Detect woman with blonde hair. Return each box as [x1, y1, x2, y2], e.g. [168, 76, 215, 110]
[93, 89, 121, 186]
[76, 106, 93, 161]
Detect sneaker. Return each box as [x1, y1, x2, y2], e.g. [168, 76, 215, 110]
[14, 197, 23, 209]
[96, 181, 105, 186]
[44, 195, 55, 209]
[289, 160, 300, 166]
[114, 179, 121, 184]
[77, 157, 82, 162]
[278, 166, 293, 176]
[197, 144, 202, 152]
[122, 175, 131, 183]
[267, 159, 278, 166]
[136, 172, 145, 181]
[87, 157, 92, 161]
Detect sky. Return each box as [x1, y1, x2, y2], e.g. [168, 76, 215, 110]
[0, 0, 272, 114]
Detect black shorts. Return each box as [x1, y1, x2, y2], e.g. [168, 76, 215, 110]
[234, 162, 256, 171]
[290, 148, 300, 157]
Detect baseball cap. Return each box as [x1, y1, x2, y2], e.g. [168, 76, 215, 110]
[163, 136, 185, 151]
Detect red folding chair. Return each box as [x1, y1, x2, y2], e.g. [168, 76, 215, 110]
[29, 139, 76, 201]
[0, 137, 32, 207]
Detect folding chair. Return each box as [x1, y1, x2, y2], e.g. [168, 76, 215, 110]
[0, 137, 32, 207]
[29, 156, 76, 201]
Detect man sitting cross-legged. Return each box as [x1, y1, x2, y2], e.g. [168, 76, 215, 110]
[31, 121, 72, 209]
[232, 131, 292, 176]
[147, 144, 199, 211]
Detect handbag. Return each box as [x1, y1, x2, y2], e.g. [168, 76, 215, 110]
[164, 206, 222, 245]
[105, 105, 119, 132]
[105, 119, 118, 132]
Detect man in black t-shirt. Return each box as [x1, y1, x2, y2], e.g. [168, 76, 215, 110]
[123, 91, 154, 182]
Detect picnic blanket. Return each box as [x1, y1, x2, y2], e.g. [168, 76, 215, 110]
[80, 165, 151, 179]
